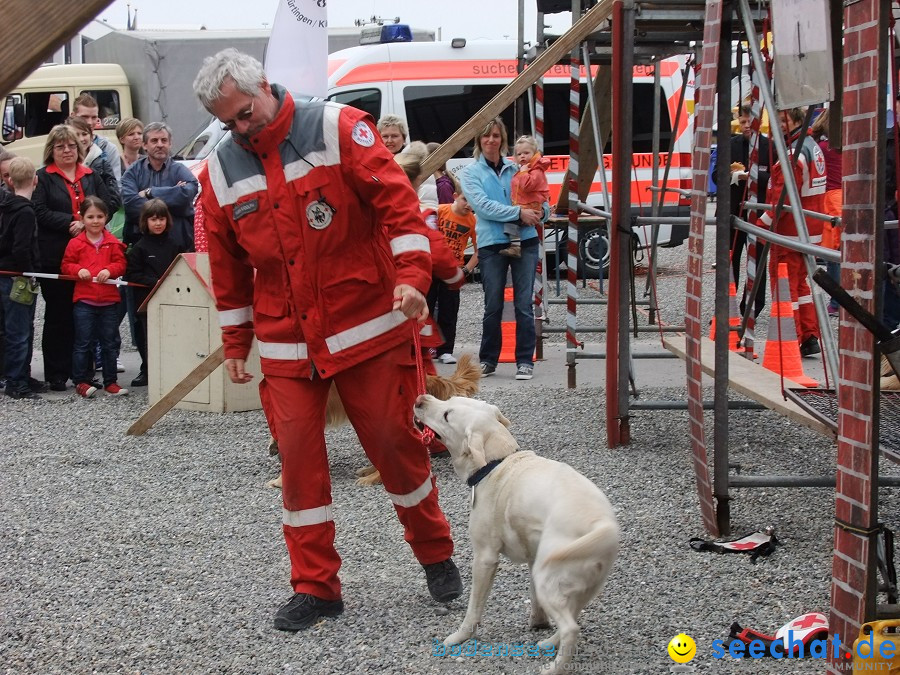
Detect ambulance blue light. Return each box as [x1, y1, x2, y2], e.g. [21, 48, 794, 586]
[380, 24, 413, 43]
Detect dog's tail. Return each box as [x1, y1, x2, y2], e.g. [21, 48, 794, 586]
[426, 353, 481, 400]
[545, 521, 619, 564]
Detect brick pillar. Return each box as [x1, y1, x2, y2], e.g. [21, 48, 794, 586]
[827, 1, 886, 671]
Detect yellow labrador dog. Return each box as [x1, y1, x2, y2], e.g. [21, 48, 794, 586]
[413, 394, 619, 675]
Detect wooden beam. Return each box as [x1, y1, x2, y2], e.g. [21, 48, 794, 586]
[0, 0, 115, 98]
[663, 336, 835, 438]
[126, 345, 225, 436]
[420, 0, 615, 177]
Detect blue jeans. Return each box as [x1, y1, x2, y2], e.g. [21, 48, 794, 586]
[478, 242, 539, 367]
[826, 261, 841, 311]
[72, 302, 120, 386]
[0, 276, 36, 391]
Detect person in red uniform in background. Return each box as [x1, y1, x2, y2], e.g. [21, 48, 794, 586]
[192, 49, 462, 632]
[757, 107, 827, 357]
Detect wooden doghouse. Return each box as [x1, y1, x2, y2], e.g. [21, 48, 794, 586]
[143, 253, 261, 412]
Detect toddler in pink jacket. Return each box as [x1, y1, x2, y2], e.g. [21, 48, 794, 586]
[502, 135, 551, 258]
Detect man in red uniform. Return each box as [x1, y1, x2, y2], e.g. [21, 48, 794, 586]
[757, 107, 827, 357]
[192, 49, 462, 631]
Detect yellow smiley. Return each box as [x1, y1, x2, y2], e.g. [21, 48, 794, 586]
[667, 633, 697, 663]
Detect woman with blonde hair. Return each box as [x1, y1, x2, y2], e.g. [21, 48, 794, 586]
[33, 124, 112, 390]
[116, 117, 145, 172]
[459, 116, 546, 380]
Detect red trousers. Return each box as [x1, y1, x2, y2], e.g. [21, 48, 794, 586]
[770, 246, 820, 342]
[259, 340, 453, 601]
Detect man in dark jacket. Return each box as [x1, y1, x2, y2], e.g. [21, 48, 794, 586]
[0, 157, 42, 398]
[713, 105, 771, 317]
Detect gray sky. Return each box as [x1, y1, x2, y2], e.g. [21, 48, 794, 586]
[100, 0, 573, 42]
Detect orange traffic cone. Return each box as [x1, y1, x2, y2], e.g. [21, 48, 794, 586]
[761, 263, 818, 387]
[709, 272, 741, 352]
[498, 271, 517, 363]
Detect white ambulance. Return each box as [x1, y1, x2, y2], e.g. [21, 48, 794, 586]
[180, 36, 695, 277]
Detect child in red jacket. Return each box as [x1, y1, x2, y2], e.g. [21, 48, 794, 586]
[502, 135, 551, 258]
[61, 196, 128, 398]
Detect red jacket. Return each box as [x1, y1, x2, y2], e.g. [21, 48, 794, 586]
[61, 230, 127, 304]
[200, 88, 433, 378]
[757, 131, 827, 242]
[511, 153, 551, 208]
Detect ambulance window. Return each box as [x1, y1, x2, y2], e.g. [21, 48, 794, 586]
[328, 89, 382, 120]
[21, 91, 69, 137]
[632, 84, 673, 153]
[2, 94, 22, 142]
[79, 90, 121, 129]
[404, 84, 506, 157]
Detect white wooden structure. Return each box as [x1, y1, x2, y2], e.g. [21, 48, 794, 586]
[144, 253, 261, 412]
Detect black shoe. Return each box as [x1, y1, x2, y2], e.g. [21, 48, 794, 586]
[130, 372, 148, 387]
[28, 378, 49, 393]
[273, 593, 344, 631]
[49, 380, 67, 392]
[799, 336, 821, 358]
[480, 363, 496, 377]
[423, 558, 463, 603]
[6, 386, 40, 400]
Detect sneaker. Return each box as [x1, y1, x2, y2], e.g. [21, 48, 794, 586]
[49, 380, 67, 392]
[480, 363, 496, 377]
[437, 353, 457, 365]
[76, 383, 98, 398]
[827, 305, 839, 317]
[499, 245, 522, 258]
[422, 558, 463, 603]
[273, 593, 344, 631]
[117, 359, 125, 373]
[130, 372, 148, 387]
[799, 336, 821, 358]
[515, 364, 534, 380]
[105, 383, 129, 396]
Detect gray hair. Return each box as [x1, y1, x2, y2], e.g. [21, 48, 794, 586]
[143, 122, 173, 143]
[376, 114, 408, 139]
[193, 48, 266, 111]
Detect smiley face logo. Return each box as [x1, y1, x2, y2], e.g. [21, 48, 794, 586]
[667, 633, 696, 663]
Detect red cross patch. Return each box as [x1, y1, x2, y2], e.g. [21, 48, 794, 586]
[351, 121, 375, 147]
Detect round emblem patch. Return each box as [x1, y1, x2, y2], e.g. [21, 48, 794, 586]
[306, 200, 335, 229]
[351, 120, 375, 147]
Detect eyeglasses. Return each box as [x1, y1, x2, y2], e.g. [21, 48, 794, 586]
[221, 98, 255, 131]
[53, 143, 78, 151]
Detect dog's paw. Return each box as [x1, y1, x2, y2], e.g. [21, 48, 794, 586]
[443, 626, 476, 646]
[537, 632, 560, 650]
[354, 464, 378, 478]
[529, 606, 550, 630]
[266, 475, 283, 490]
[355, 470, 383, 487]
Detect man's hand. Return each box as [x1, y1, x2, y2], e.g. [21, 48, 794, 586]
[225, 358, 254, 384]
[96, 269, 110, 283]
[519, 208, 541, 226]
[392, 284, 428, 323]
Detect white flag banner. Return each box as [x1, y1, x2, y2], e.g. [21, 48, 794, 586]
[265, 0, 328, 98]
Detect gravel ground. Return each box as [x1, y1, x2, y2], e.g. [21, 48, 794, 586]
[2, 225, 898, 674]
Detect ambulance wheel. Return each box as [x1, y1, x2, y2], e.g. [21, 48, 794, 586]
[577, 228, 610, 279]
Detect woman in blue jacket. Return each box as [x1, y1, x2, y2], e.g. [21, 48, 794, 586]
[460, 117, 546, 380]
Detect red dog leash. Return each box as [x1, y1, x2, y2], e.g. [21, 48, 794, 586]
[410, 321, 436, 447]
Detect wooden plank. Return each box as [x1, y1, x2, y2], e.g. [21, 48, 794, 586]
[126, 345, 225, 436]
[420, 0, 615, 178]
[663, 336, 835, 438]
[0, 0, 115, 98]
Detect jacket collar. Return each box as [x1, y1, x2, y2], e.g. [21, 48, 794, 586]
[233, 83, 294, 154]
[46, 163, 91, 180]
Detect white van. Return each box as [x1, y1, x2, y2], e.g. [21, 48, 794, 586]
[179, 38, 695, 277]
[1, 63, 132, 165]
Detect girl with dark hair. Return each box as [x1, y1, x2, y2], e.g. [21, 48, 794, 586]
[125, 199, 183, 386]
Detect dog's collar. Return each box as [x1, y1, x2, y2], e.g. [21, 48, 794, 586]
[466, 459, 505, 488]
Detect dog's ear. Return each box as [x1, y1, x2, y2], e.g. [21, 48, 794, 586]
[489, 404, 511, 428]
[464, 426, 489, 467]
